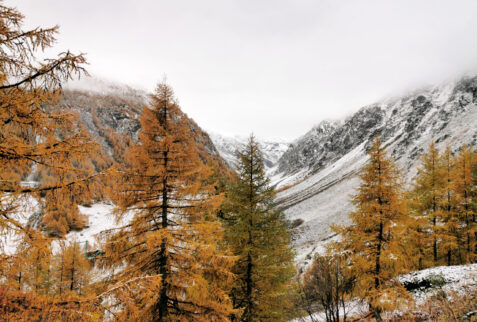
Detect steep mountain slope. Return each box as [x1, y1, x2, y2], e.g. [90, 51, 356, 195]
[4, 78, 230, 252]
[273, 76, 477, 261]
[276, 120, 341, 176]
[54, 78, 227, 172]
[209, 133, 289, 170]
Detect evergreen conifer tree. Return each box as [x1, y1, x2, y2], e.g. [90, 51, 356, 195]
[223, 135, 294, 321]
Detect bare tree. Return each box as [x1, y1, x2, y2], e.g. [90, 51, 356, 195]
[302, 255, 354, 322]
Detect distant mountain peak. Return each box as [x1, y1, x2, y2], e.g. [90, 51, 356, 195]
[65, 75, 149, 100]
[209, 132, 290, 171]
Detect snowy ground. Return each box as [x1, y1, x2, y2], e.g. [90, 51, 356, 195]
[397, 263, 477, 305]
[274, 143, 367, 263]
[1, 195, 40, 255]
[292, 264, 477, 321]
[1, 199, 128, 256]
[293, 300, 367, 322]
[52, 203, 130, 253]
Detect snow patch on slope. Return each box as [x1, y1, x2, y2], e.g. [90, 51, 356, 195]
[1, 200, 130, 256]
[398, 264, 477, 304]
[53, 203, 131, 253]
[1, 195, 40, 255]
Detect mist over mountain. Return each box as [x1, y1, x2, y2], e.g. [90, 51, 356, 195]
[56, 77, 226, 171]
[270, 75, 477, 262]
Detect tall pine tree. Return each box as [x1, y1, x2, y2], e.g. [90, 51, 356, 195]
[452, 145, 476, 263]
[223, 135, 294, 321]
[409, 142, 445, 267]
[332, 137, 407, 320]
[100, 82, 235, 321]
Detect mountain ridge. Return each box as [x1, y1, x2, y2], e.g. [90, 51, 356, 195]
[272, 75, 477, 263]
[55, 78, 229, 174]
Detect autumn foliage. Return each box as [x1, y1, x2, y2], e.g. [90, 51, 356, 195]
[322, 138, 477, 320]
[0, 2, 102, 319]
[331, 138, 408, 319]
[0, 1, 100, 240]
[99, 83, 236, 320]
[1, 1, 476, 321]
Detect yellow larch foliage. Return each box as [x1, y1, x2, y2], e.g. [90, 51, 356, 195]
[439, 146, 459, 265]
[407, 142, 446, 268]
[0, 0, 98, 242]
[0, 2, 104, 319]
[451, 145, 476, 263]
[54, 240, 93, 297]
[332, 137, 408, 320]
[99, 82, 236, 321]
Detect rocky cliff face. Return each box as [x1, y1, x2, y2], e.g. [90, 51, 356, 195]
[273, 76, 477, 262]
[276, 120, 341, 175]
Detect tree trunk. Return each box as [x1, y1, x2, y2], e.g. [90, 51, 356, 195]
[157, 149, 169, 321]
[375, 221, 383, 289]
[245, 253, 253, 321]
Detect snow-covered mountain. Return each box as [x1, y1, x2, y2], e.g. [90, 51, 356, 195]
[273, 75, 477, 261]
[55, 77, 226, 171]
[209, 133, 290, 171]
[66, 75, 149, 100]
[275, 120, 342, 176]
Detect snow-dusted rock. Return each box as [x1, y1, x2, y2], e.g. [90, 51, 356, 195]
[397, 264, 477, 304]
[209, 132, 289, 171]
[274, 75, 477, 261]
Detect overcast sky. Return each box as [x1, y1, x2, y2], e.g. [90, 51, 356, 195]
[8, 0, 477, 141]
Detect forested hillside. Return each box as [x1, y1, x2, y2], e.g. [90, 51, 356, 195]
[0, 2, 476, 321]
[55, 86, 228, 174]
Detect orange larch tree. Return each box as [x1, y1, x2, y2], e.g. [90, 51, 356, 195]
[0, 2, 103, 319]
[452, 145, 476, 263]
[0, 0, 98, 243]
[439, 147, 459, 265]
[100, 82, 236, 321]
[332, 137, 407, 320]
[408, 142, 445, 267]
